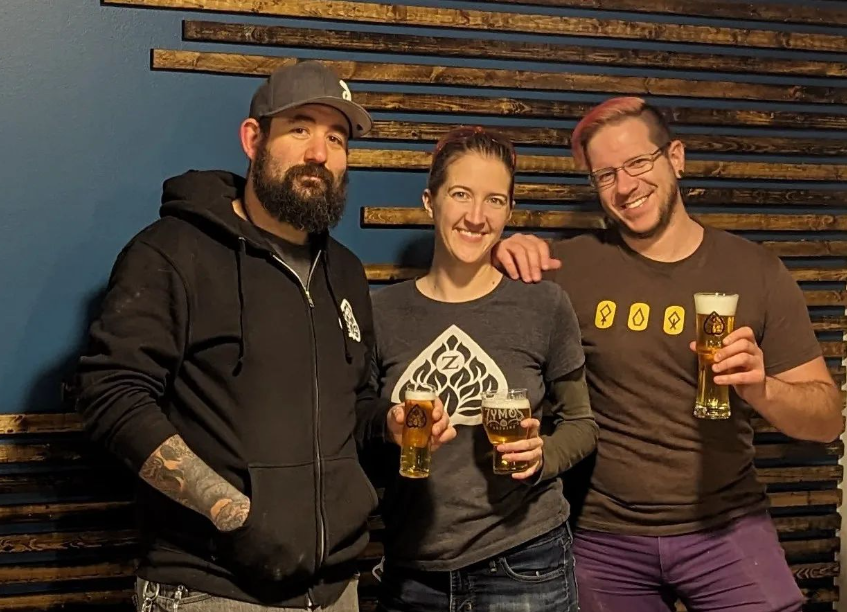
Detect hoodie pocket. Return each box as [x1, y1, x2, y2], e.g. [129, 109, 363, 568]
[321, 456, 379, 565]
[216, 463, 318, 584]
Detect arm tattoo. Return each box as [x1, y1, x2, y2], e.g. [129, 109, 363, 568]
[139, 435, 250, 531]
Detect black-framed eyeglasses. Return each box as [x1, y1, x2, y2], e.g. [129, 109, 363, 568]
[588, 142, 672, 190]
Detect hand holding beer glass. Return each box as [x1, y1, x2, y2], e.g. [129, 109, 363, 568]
[693, 293, 739, 419]
[397, 384, 437, 478]
[481, 389, 542, 477]
[392, 384, 456, 478]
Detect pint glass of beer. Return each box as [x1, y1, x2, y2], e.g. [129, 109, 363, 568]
[399, 384, 437, 478]
[693, 292, 739, 420]
[481, 388, 532, 474]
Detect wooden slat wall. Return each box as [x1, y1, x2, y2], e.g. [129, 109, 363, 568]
[19, 0, 847, 610]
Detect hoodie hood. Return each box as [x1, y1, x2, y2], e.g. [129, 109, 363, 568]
[160, 170, 269, 251]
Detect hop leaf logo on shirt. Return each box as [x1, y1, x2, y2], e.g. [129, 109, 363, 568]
[391, 325, 508, 427]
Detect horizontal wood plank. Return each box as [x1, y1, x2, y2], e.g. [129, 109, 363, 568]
[472, 0, 847, 27]
[0, 413, 83, 435]
[812, 317, 847, 332]
[514, 184, 847, 207]
[792, 269, 847, 282]
[0, 590, 132, 611]
[780, 537, 840, 559]
[184, 20, 847, 79]
[0, 501, 132, 523]
[0, 443, 85, 464]
[767, 490, 841, 509]
[805, 291, 847, 307]
[363, 121, 847, 157]
[821, 342, 847, 358]
[151, 51, 847, 105]
[109, 0, 847, 53]
[761, 242, 847, 257]
[361, 207, 847, 231]
[0, 472, 129, 496]
[772, 514, 841, 535]
[0, 530, 136, 555]
[365, 264, 847, 285]
[790, 561, 839, 580]
[0, 562, 135, 584]
[350, 149, 847, 181]
[353, 93, 847, 132]
[754, 441, 842, 461]
[757, 465, 842, 484]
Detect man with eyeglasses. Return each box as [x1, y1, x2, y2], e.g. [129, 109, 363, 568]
[492, 96, 841, 612]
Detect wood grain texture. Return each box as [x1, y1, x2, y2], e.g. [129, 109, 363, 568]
[0, 413, 83, 435]
[151, 51, 847, 105]
[767, 490, 841, 509]
[0, 561, 135, 584]
[0, 501, 133, 524]
[108, 0, 847, 52]
[513, 185, 847, 207]
[348, 149, 847, 181]
[0, 530, 136, 555]
[183, 20, 847, 78]
[0, 590, 133, 611]
[365, 264, 847, 284]
[772, 514, 841, 535]
[470, 0, 847, 27]
[756, 465, 842, 484]
[361, 207, 847, 231]
[353, 93, 847, 132]
[362, 120, 847, 157]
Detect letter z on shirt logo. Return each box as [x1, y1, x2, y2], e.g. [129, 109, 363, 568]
[339, 299, 361, 343]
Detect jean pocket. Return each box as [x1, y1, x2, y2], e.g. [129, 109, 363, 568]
[498, 529, 568, 583]
[136, 581, 213, 611]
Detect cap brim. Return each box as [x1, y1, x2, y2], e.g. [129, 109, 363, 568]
[262, 97, 373, 139]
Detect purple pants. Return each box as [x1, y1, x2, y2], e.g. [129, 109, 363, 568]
[573, 512, 803, 612]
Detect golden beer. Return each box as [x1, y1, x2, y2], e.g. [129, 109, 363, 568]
[481, 389, 532, 474]
[693, 293, 739, 420]
[399, 387, 437, 478]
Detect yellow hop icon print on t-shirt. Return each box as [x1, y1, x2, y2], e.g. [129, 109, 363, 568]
[594, 300, 617, 329]
[663, 306, 685, 336]
[627, 303, 650, 331]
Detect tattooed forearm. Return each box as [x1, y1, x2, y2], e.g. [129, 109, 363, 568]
[139, 435, 250, 531]
[212, 497, 251, 532]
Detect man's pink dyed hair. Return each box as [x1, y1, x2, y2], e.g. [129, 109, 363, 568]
[571, 97, 672, 170]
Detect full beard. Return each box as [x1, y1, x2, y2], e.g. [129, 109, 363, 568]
[251, 145, 349, 234]
[607, 184, 679, 241]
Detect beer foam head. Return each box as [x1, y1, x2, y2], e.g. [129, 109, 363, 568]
[405, 388, 437, 401]
[694, 293, 738, 316]
[481, 396, 530, 409]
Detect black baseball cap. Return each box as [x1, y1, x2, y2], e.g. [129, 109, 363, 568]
[249, 60, 373, 138]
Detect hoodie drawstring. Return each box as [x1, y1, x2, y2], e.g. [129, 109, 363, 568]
[323, 257, 353, 364]
[234, 237, 247, 375]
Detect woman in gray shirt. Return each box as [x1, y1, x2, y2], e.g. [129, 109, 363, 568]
[371, 127, 597, 612]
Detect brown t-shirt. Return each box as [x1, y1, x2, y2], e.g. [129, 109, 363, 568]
[548, 226, 822, 535]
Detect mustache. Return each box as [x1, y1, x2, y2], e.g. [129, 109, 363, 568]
[285, 163, 336, 186]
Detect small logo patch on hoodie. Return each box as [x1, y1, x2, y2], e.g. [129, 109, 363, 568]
[339, 299, 361, 343]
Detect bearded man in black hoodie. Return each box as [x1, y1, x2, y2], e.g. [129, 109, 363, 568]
[74, 61, 455, 612]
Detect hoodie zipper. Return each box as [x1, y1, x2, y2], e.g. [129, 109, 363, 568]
[269, 251, 327, 579]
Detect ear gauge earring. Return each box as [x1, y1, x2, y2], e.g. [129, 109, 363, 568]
[677, 170, 685, 179]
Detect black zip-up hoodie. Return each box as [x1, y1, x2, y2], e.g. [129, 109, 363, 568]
[75, 170, 388, 606]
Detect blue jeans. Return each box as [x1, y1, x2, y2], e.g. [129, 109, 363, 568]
[378, 524, 578, 612]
